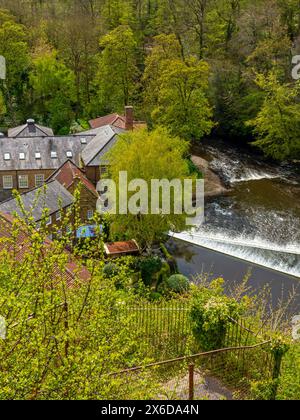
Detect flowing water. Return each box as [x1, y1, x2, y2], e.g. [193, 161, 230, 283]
[168, 139, 300, 311]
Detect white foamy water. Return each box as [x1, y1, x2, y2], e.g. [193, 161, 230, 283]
[171, 231, 300, 278]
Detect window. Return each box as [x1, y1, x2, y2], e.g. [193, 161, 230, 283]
[3, 175, 13, 189]
[80, 137, 87, 144]
[36, 222, 41, 231]
[51, 151, 57, 159]
[18, 175, 28, 189]
[19, 152, 25, 160]
[66, 151, 73, 158]
[4, 153, 11, 161]
[35, 152, 41, 160]
[100, 166, 108, 176]
[46, 216, 52, 226]
[35, 174, 44, 187]
[87, 210, 94, 220]
[55, 211, 61, 221]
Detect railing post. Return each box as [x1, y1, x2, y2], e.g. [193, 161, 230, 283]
[189, 364, 194, 400]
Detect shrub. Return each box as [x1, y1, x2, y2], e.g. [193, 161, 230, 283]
[139, 256, 162, 286]
[103, 262, 119, 278]
[159, 274, 190, 295]
[190, 278, 243, 351]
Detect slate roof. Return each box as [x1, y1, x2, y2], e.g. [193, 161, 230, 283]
[8, 121, 54, 138]
[47, 160, 98, 197]
[0, 212, 91, 286]
[80, 125, 124, 166]
[0, 135, 94, 170]
[0, 180, 74, 222]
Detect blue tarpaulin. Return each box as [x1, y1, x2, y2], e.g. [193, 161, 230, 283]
[76, 225, 103, 239]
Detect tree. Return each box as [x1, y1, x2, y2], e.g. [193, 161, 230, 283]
[29, 46, 76, 134]
[0, 9, 29, 124]
[93, 25, 139, 115]
[0, 212, 155, 399]
[104, 127, 193, 248]
[247, 72, 300, 160]
[144, 35, 214, 140]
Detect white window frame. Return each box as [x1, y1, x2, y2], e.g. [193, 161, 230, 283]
[4, 153, 11, 161]
[51, 151, 57, 159]
[46, 216, 52, 226]
[35, 174, 45, 188]
[18, 175, 29, 189]
[35, 152, 41, 160]
[55, 211, 62, 221]
[3, 175, 13, 190]
[66, 151, 73, 159]
[19, 152, 25, 160]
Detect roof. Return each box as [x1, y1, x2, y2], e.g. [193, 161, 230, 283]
[47, 160, 98, 198]
[0, 180, 74, 222]
[81, 125, 124, 167]
[0, 212, 90, 286]
[104, 240, 140, 256]
[8, 121, 54, 138]
[0, 135, 94, 171]
[89, 113, 147, 130]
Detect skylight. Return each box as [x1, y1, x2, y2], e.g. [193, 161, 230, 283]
[4, 153, 11, 161]
[51, 151, 57, 159]
[81, 137, 87, 144]
[19, 152, 25, 160]
[66, 151, 73, 158]
[35, 152, 41, 159]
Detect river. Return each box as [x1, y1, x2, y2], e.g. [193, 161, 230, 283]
[167, 139, 300, 312]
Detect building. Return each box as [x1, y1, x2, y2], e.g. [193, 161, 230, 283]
[89, 106, 147, 131]
[0, 211, 90, 287]
[0, 180, 75, 233]
[0, 107, 140, 203]
[47, 160, 99, 223]
[8, 119, 54, 138]
[80, 125, 123, 184]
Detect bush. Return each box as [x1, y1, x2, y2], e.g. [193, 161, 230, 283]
[159, 274, 190, 295]
[103, 262, 119, 278]
[139, 256, 162, 286]
[190, 278, 243, 351]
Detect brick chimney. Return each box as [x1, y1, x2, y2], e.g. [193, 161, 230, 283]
[125, 106, 134, 131]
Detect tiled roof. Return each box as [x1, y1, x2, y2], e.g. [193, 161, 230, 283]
[104, 240, 140, 256]
[47, 160, 98, 197]
[89, 114, 147, 130]
[0, 180, 74, 222]
[0, 212, 91, 286]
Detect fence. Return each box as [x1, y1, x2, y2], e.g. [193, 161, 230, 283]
[119, 302, 280, 399]
[110, 342, 274, 400]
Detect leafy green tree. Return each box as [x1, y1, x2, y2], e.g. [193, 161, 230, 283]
[93, 25, 139, 115]
[104, 127, 193, 248]
[29, 47, 76, 133]
[0, 9, 29, 124]
[247, 73, 300, 160]
[144, 35, 213, 139]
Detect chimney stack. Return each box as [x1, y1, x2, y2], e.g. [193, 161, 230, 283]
[125, 106, 134, 131]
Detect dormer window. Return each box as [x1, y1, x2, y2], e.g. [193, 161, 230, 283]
[51, 151, 57, 159]
[66, 151, 73, 158]
[35, 152, 41, 160]
[19, 152, 25, 160]
[4, 153, 11, 161]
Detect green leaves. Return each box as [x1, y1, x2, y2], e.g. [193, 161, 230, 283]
[247, 72, 300, 160]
